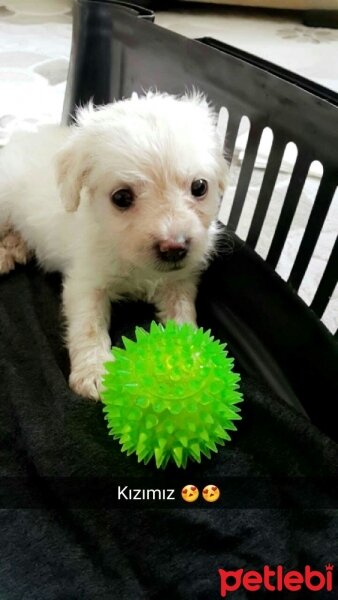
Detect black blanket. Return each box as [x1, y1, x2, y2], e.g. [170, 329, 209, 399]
[1, 235, 337, 599]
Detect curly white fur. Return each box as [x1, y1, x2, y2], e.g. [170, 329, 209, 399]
[0, 92, 228, 399]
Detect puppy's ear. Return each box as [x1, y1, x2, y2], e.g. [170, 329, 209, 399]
[55, 103, 95, 211]
[55, 135, 87, 212]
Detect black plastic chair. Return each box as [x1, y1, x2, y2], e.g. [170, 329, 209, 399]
[62, 0, 338, 441]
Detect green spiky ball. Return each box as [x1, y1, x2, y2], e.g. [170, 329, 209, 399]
[101, 321, 243, 469]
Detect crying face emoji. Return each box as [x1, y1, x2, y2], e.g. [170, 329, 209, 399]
[181, 485, 199, 503]
[202, 484, 220, 503]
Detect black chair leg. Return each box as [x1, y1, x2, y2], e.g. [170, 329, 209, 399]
[303, 10, 338, 29]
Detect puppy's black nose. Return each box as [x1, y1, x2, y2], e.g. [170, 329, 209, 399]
[156, 239, 190, 263]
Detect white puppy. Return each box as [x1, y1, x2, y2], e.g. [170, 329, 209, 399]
[0, 92, 227, 400]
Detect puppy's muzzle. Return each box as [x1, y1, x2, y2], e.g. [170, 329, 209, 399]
[155, 238, 190, 263]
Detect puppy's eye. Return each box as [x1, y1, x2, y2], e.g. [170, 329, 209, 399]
[111, 188, 134, 210]
[191, 179, 208, 198]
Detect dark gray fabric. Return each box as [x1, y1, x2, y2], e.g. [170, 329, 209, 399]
[0, 245, 337, 599]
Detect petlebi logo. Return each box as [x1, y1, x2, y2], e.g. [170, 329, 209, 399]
[218, 564, 334, 596]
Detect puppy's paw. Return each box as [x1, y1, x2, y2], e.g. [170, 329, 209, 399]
[0, 247, 15, 274]
[158, 309, 197, 327]
[69, 353, 114, 401]
[70, 369, 103, 401]
[2, 232, 30, 265]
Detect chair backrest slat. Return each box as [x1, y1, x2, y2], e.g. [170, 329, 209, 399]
[266, 156, 312, 269]
[227, 124, 264, 232]
[310, 237, 338, 319]
[246, 139, 285, 249]
[288, 176, 337, 291]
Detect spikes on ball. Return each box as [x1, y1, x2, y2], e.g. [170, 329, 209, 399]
[101, 321, 243, 469]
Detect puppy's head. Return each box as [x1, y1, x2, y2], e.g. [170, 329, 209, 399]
[56, 92, 227, 274]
